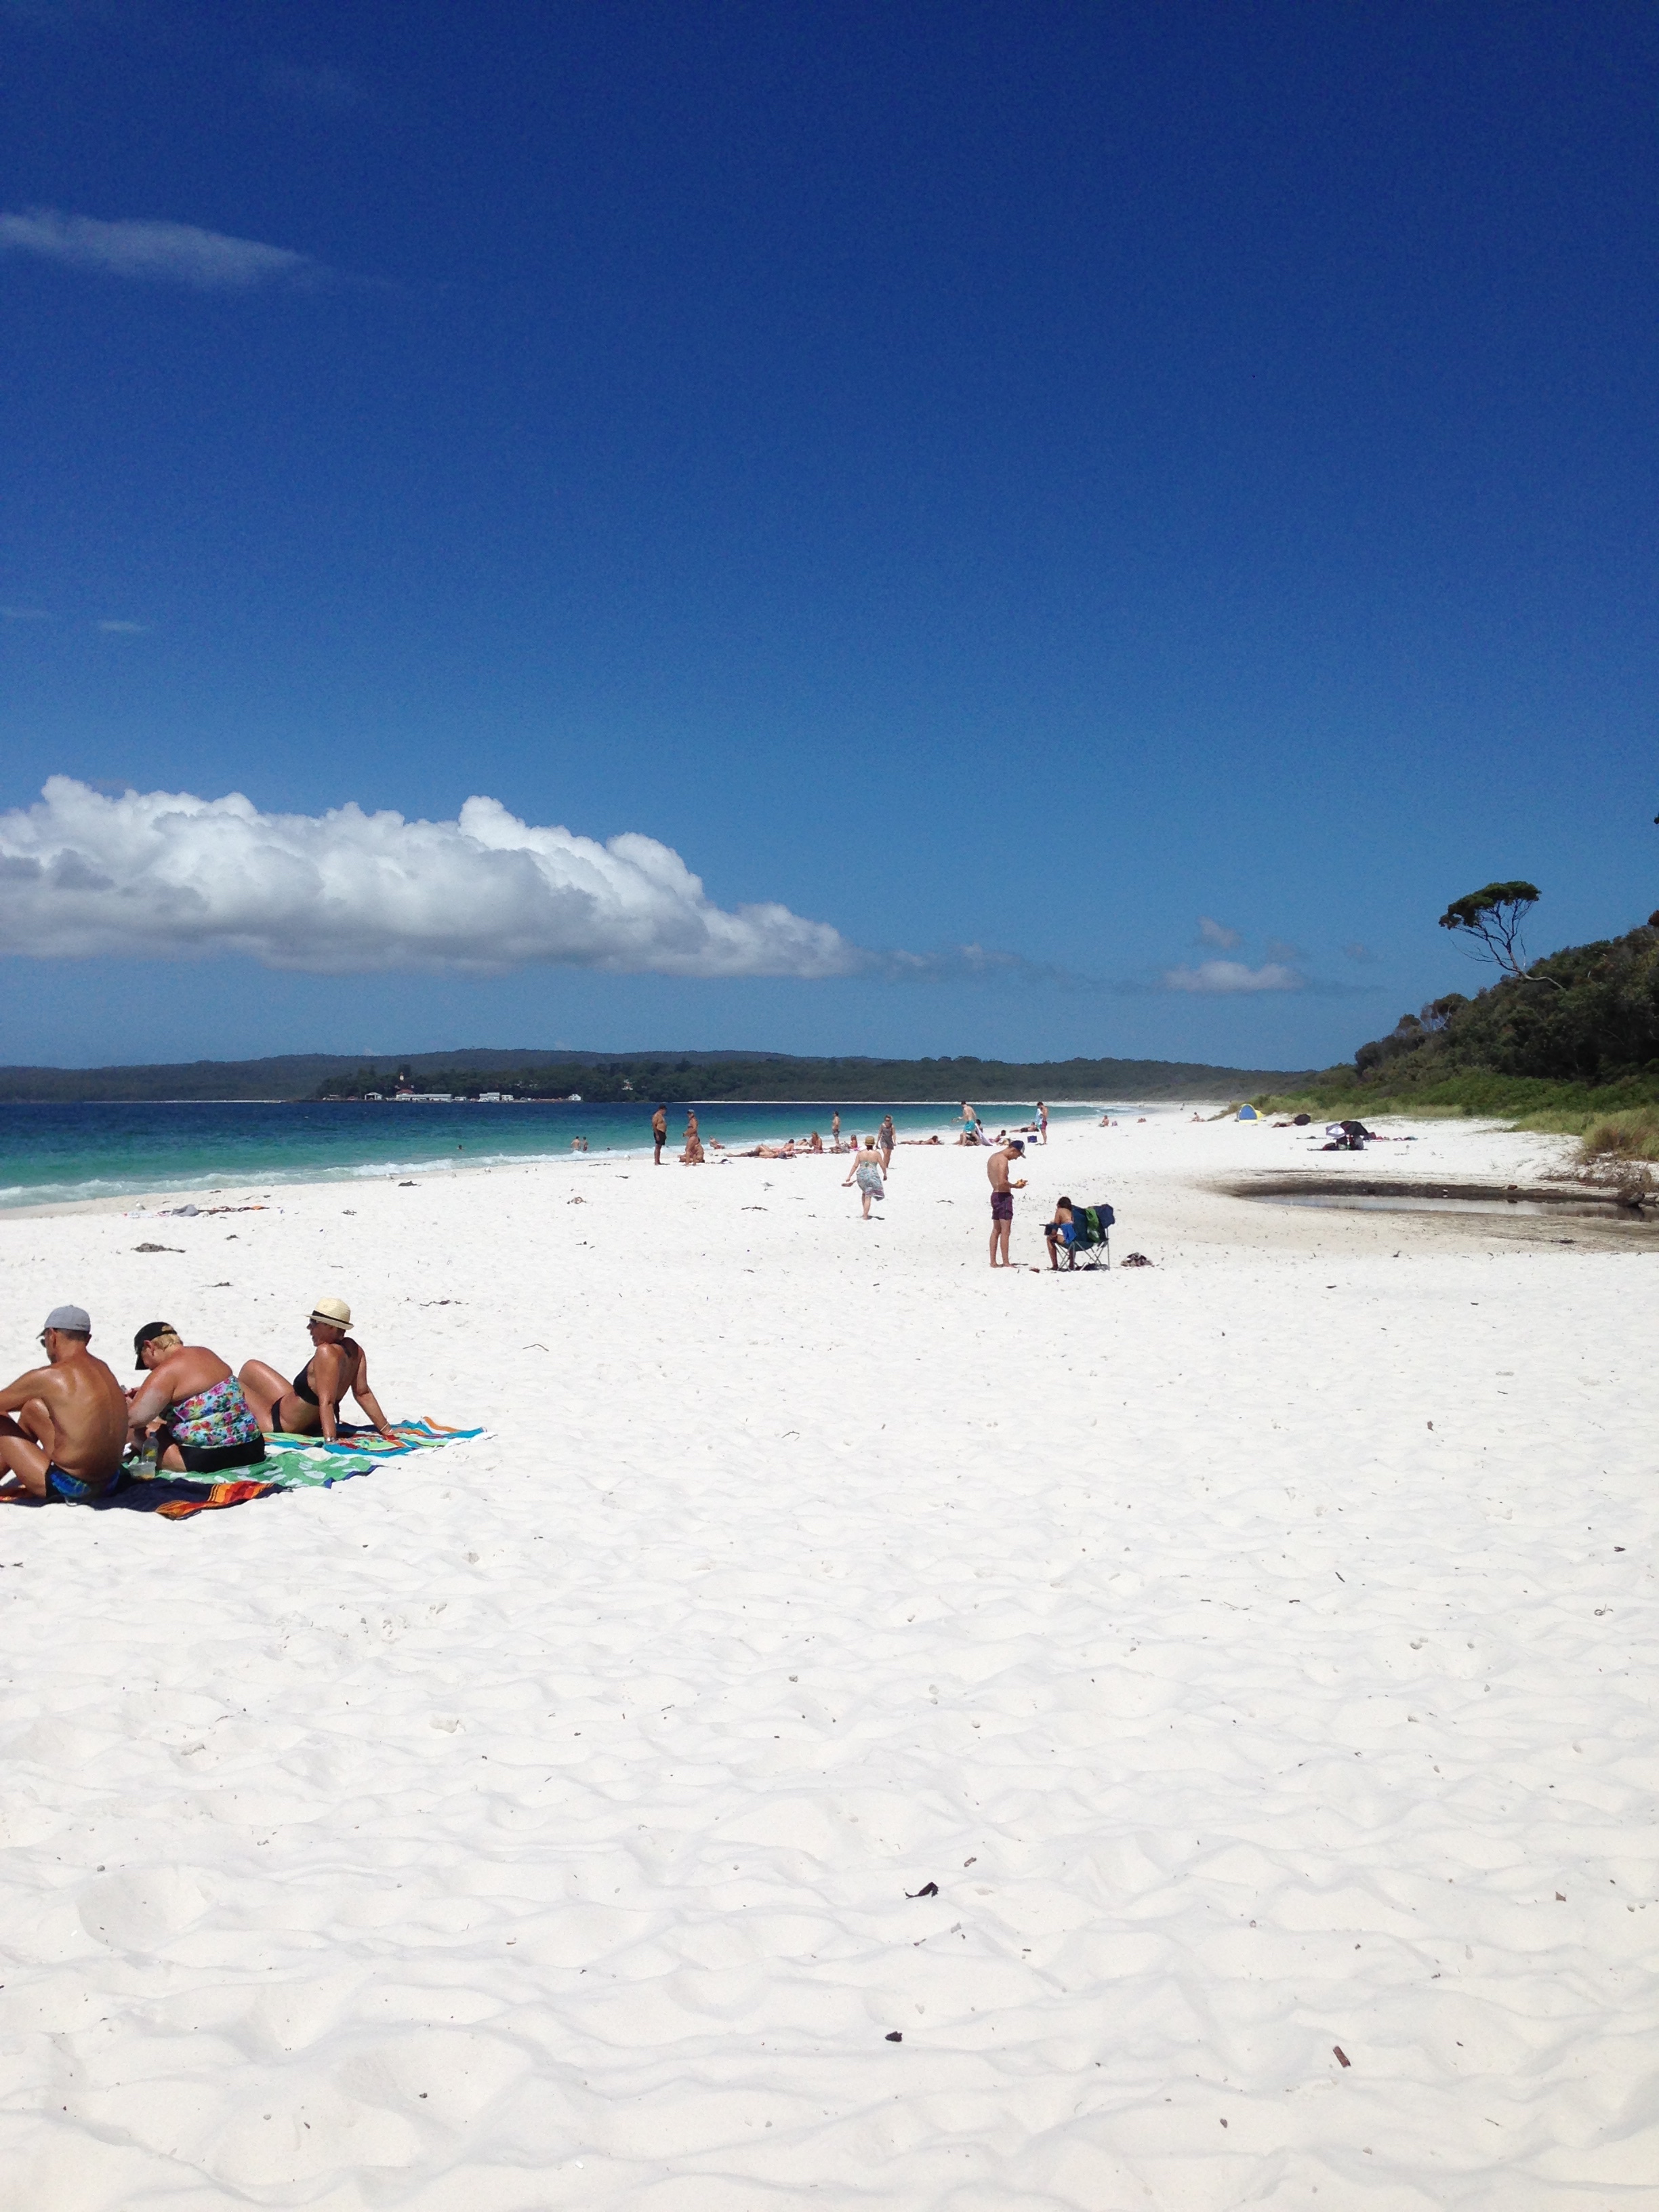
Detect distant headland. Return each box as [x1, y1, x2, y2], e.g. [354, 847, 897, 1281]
[0, 1048, 1312, 1106]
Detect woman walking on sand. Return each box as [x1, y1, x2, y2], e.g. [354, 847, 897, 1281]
[842, 1136, 885, 1219]
[878, 1114, 895, 1171]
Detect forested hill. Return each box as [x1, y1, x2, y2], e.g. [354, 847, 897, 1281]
[1326, 922, 1659, 1094]
[0, 1048, 1308, 1104]
[0, 1048, 781, 1103]
[310, 1051, 1308, 1104]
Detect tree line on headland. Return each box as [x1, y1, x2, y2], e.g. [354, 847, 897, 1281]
[0, 1046, 1305, 1105]
[308, 1050, 1305, 1105]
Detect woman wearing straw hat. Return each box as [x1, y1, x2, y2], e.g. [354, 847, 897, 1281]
[239, 1297, 399, 1444]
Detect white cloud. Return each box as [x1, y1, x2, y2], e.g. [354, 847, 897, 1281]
[0, 207, 321, 290]
[1197, 915, 1241, 949]
[1161, 958, 1306, 994]
[97, 618, 148, 633]
[1, 605, 50, 620]
[1343, 940, 1378, 962]
[0, 779, 863, 979]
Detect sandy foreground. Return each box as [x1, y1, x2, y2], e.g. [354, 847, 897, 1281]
[0, 1113, 1653, 2212]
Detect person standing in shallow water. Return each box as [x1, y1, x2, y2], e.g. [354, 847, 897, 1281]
[987, 1138, 1027, 1268]
[831, 1109, 841, 1151]
[651, 1105, 668, 1164]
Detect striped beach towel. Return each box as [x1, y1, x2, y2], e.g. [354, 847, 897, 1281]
[104, 1419, 483, 1518]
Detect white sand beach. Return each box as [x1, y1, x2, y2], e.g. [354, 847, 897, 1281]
[0, 1112, 1654, 2211]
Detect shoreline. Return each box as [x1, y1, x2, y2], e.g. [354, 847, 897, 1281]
[0, 1101, 1150, 1221]
[0, 1105, 1595, 1232]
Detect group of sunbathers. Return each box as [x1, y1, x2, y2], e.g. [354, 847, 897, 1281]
[958, 1101, 1048, 1148]
[0, 1295, 396, 1505]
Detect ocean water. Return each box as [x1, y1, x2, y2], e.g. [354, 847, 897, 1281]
[0, 1099, 1102, 1211]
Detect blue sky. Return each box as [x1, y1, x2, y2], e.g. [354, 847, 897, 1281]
[1, 1, 1654, 1071]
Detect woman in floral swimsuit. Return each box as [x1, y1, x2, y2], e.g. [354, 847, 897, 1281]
[126, 1322, 267, 1474]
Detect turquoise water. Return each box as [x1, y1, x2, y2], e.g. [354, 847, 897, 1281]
[0, 1099, 1096, 1211]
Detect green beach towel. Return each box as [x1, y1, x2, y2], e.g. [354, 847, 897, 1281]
[108, 1418, 483, 1517]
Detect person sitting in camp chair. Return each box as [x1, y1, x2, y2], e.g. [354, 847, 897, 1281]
[1045, 1197, 1115, 1270]
[1044, 1197, 1078, 1271]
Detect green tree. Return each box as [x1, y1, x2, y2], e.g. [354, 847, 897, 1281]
[1437, 882, 1540, 979]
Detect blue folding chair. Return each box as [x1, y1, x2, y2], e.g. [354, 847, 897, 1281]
[1051, 1201, 1113, 1270]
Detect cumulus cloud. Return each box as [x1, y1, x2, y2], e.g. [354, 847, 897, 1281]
[1197, 915, 1242, 949]
[1160, 958, 1306, 994]
[0, 207, 321, 290]
[0, 779, 865, 979]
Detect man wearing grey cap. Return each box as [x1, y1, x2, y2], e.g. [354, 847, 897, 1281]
[0, 1307, 129, 1503]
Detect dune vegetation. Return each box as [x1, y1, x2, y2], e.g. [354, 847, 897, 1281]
[1254, 915, 1659, 1162]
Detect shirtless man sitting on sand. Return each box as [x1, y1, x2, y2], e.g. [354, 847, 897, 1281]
[239, 1296, 399, 1445]
[0, 1305, 130, 1503]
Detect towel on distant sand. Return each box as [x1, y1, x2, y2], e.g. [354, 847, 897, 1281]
[95, 1419, 483, 1519]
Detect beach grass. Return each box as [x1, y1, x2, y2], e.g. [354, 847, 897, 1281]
[1250, 1069, 1659, 1155]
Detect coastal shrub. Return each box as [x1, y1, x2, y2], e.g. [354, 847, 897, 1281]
[1578, 1109, 1659, 1164]
[1252, 1069, 1659, 1136]
[1256, 917, 1659, 1140]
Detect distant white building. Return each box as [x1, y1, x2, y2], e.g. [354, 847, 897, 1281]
[477, 1091, 503, 1102]
[566, 1092, 582, 1102]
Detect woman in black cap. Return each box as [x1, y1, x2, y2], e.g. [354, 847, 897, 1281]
[127, 1322, 266, 1473]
